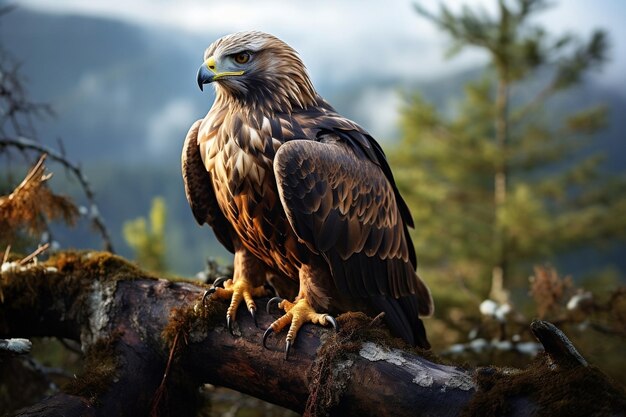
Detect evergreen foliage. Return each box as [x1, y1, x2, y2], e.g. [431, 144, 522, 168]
[392, 0, 626, 314]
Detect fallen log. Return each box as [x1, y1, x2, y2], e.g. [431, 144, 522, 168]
[0, 251, 624, 416]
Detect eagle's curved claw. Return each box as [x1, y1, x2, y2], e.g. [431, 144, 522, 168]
[227, 314, 234, 335]
[266, 296, 284, 314]
[324, 314, 339, 332]
[262, 327, 273, 349]
[202, 276, 230, 305]
[285, 340, 292, 360]
[212, 276, 229, 288]
[282, 316, 335, 360]
[249, 307, 258, 328]
[201, 290, 212, 306]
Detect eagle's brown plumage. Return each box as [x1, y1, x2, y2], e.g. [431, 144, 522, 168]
[183, 31, 433, 349]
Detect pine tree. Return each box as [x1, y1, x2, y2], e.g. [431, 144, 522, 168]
[392, 0, 626, 316]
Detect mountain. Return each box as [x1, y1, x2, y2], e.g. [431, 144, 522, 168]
[1, 7, 624, 276]
[0, 7, 213, 163]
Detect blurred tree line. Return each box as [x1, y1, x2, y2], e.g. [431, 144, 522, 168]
[391, 0, 626, 381]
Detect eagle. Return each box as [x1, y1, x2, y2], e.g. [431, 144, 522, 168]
[182, 31, 433, 355]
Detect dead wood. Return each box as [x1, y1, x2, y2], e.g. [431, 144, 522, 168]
[0, 251, 624, 417]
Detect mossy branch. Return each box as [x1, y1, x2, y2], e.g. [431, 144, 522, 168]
[1, 251, 624, 416]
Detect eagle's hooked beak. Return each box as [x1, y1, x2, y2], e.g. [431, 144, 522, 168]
[197, 56, 245, 91]
[197, 65, 213, 91]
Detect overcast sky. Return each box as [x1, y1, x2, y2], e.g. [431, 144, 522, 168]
[4, 0, 624, 266]
[15, 0, 626, 86]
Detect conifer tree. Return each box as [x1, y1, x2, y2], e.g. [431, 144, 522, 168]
[393, 0, 626, 312]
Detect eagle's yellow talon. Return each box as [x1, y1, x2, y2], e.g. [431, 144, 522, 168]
[279, 299, 296, 313]
[205, 276, 268, 333]
[264, 298, 336, 358]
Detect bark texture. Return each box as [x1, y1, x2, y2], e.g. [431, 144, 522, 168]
[0, 251, 624, 417]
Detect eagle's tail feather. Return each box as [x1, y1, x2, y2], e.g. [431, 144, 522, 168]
[398, 295, 431, 349]
[372, 295, 431, 350]
[415, 272, 434, 317]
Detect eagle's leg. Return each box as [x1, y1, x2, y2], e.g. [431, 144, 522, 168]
[264, 263, 339, 358]
[210, 248, 270, 332]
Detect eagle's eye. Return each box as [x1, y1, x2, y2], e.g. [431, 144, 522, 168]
[234, 52, 251, 64]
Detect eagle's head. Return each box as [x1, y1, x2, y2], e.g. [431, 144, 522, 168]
[197, 31, 318, 112]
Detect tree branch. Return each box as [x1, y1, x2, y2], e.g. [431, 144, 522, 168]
[0, 137, 114, 252]
[1, 252, 624, 416]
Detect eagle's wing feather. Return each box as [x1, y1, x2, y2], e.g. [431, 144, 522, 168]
[275, 137, 432, 346]
[182, 119, 235, 253]
[274, 136, 433, 321]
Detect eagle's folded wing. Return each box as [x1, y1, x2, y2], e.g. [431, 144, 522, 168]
[182, 119, 235, 253]
[274, 138, 432, 347]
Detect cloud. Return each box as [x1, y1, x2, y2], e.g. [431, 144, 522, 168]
[352, 87, 403, 141]
[147, 98, 196, 156]
[19, 0, 490, 82]
[19, 0, 626, 85]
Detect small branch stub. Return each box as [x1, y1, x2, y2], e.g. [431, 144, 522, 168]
[530, 320, 588, 368]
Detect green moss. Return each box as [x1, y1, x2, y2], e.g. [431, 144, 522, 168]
[63, 331, 121, 405]
[48, 250, 158, 281]
[0, 251, 159, 325]
[162, 296, 227, 346]
[462, 354, 626, 416]
[0, 268, 39, 311]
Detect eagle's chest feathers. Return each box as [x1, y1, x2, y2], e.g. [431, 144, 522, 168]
[203, 113, 281, 199]
[200, 110, 294, 263]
